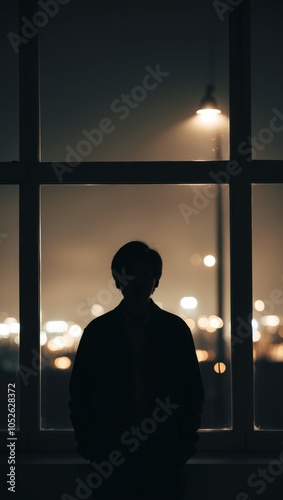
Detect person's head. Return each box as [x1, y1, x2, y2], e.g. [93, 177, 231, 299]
[111, 241, 162, 303]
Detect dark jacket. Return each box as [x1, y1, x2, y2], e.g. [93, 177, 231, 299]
[69, 299, 204, 464]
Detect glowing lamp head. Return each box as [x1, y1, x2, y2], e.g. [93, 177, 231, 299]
[196, 108, 221, 123]
[196, 84, 221, 122]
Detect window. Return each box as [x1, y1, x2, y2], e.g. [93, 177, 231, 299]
[0, 186, 19, 430]
[0, 0, 19, 161]
[251, 0, 283, 159]
[252, 184, 283, 430]
[40, 184, 230, 430]
[0, 0, 283, 453]
[39, 1, 229, 162]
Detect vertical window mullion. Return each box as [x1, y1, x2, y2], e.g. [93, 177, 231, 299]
[19, 0, 40, 451]
[229, 0, 253, 450]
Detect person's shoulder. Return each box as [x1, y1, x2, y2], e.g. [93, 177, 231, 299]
[74, 306, 122, 360]
[80, 304, 121, 346]
[84, 304, 121, 332]
[152, 302, 196, 353]
[152, 300, 191, 332]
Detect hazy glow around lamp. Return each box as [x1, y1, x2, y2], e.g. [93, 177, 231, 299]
[196, 84, 221, 122]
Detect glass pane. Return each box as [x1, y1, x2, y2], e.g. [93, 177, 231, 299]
[40, 185, 230, 430]
[40, 1, 229, 164]
[253, 184, 283, 429]
[0, 1, 19, 161]
[0, 186, 19, 430]
[251, 0, 283, 159]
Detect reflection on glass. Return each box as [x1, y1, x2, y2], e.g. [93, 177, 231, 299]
[40, 1, 229, 162]
[40, 184, 230, 430]
[253, 184, 283, 429]
[0, 1, 19, 161]
[0, 186, 19, 429]
[251, 0, 283, 159]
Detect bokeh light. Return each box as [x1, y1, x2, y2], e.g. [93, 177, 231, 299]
[214, 362, 226, 374]
[53, 356, 72, 370]
[254, 300, 265, 312]
[45, 321, 68, 333]
[91, 304, 105, 317]
[196, 349, 209, 362]
[203, 255, 216, 267]
[261, 315, 280, 327]
[180, 296, 198, 310]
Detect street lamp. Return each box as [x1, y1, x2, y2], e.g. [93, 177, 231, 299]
[196, 84, 225, 364]
[196, 84, 221, 123]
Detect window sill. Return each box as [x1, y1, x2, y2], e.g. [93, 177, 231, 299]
[0, 451, 281, 465]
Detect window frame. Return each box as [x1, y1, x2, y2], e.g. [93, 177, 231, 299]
[1, 0, 283, 453]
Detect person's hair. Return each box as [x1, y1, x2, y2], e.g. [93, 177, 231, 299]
[111, 241, 162, 288]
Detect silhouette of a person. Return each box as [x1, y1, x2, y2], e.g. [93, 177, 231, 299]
[69, 241, 204, 500]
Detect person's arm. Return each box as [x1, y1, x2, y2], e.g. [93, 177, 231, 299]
[179, 323, 204, 460]
[69, 324, 99, 460]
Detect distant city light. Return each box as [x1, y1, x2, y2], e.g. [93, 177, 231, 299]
[91, 304, 105, 317]
[206, 325, 217, 333]
[209, 315, 223, 329]
[270, 344, 283, 362]
[252, 319, 258, 332]
[0, 319, 19, 336]
[9, 322, 20, 334]
[203, 255, 216, 267]
[54, 357, 72, 370]
[0, 323, 10, 337]
[69, 324, 82, 337]
[180, 296, 198, 310]
[47, 341, 57, 352]
[45, 321, 68, 333]
[198, 316, 209, 329]
[214, 362, 226, 374]
[62, 334, 74, 348]
[253, 330, 261, 342]
[47, 336, 67, 352]
[196, 349, 209, 362]
[254, 300, 265, 312]
[261, 315, 280, 327]
[4, 317, 17, 325]
[40, 331, 47, 345]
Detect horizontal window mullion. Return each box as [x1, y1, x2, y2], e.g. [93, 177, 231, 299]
[36, 161, 243, 185]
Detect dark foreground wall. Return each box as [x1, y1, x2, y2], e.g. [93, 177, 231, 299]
[1, 453, 283, 500]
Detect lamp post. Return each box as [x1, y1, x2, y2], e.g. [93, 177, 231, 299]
[196, 88, 227, 421]
[196, 86, 226, 362]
